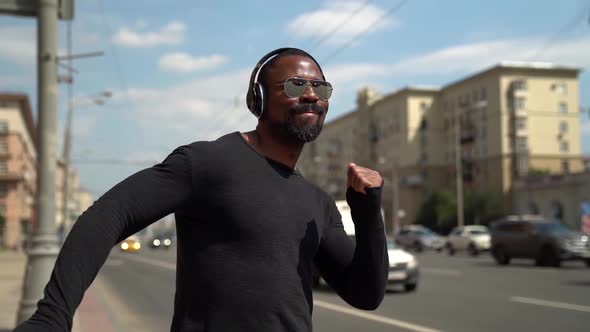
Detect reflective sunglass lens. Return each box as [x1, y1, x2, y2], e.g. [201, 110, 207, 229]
[284, 79, 332, 100]
[284, 79, 307, 98]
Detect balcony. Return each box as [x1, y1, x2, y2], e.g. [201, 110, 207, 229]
[402, 174, 424, 187]
[460, 127, 477, 145]
[514, 127, 528, 137]
[0, 172, 24, 181]
[473, 100, 488, 109]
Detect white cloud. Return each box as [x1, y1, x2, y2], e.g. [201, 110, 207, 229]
[322, 36, 590, 89]
[388, 37, 590, 76]
[158, 53, 229, 73]
[582, 121, 590, 136]
[287, 0, 397, 46]
[111, 69, 257, 143]
[113, 21, 186, 48]
[107, 35, 590, 150]
[73, 114, 97, 138]
[0, 26, 36, 65]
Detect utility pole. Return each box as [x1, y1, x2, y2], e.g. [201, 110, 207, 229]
[455, 104, 465, 228]
[60, 21, 73, 241]
[17, 0, 61, 323]
[391, 160, 400, 235]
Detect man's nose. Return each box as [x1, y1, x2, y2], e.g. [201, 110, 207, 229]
[299, 84, 319, 103]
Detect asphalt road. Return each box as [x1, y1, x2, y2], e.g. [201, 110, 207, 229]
[96, 246, 590, 332]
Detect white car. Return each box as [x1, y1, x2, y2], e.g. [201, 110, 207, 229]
[446, 225, 491, 256]
[387, 239, 419, 292]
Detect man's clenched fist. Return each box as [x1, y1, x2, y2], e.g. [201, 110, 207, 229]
[346, 163, 383, 194]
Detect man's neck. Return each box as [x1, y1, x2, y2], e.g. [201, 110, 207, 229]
[241, 129, 303, 169]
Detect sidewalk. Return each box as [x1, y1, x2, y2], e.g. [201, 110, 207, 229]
[0, 251, 117, 332]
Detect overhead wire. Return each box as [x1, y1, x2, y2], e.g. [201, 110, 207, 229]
[309, 0, 372, 52]
[96, 0, 134, 115]
[321, 0, 410, 64]
[530, 2, 590, 60]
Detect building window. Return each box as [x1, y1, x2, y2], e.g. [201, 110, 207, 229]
[513, 80, 527, 91]
[517, 157, 529, 175]
[472, 90, 478, 102]
[559, 102, 568, 114]
[0, 141, 7, 154]
[516, 137, 528, 152]
[0, 162, 7, 173]
[515, 97, 526, 111]
[559, 121, 568, 133]
[0, 121, 8, 133]
[0, 183, 7, 197]
[516, 117, 527, 130]
[560, 141, 569, 153]
[480, 87, 487, 100]
[561, 160, 570, 174]
[419, 102, 428, 115]
[554, 82, 567, 95]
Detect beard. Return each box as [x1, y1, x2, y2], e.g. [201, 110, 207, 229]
[282, 103, 326, 143]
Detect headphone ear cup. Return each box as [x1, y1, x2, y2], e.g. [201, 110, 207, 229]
[252, 82, 264, 118]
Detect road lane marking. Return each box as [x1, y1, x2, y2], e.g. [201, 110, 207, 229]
[421, 268, 462, 277]
[510, 296, 590, 313]
[114, 253, 176, 270]
[314, 300, 443, 332]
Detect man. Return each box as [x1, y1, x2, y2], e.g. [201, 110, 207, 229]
[15, 48, 388, 332]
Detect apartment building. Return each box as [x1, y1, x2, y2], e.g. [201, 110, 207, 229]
[299, 62, 583, 233]
[0, 93, 37, 249]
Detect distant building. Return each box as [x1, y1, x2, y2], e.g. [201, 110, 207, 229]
[512, 172, 590, 230]
[0, 93, 37, 249]
[299, 62, 584, 233]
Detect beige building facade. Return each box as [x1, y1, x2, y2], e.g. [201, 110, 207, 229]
[0, 93, 37, 249]
[512, 172, 590, 230]
[0, 93, 93, 249]
[299, 62, 584, 233]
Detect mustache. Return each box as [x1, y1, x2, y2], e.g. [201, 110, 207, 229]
[290, 103, 327, 114]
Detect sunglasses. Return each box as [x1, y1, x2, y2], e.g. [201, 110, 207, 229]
[275, 77, 333, 101]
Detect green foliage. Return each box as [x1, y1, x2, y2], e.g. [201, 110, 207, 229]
[415, 190, 457, 233]
[464, 191, 501, 226]
[528, 168, 551, 176]
[416, 189, 502, 233]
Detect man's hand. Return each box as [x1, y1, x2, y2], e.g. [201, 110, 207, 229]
[346, 163, 383, 194]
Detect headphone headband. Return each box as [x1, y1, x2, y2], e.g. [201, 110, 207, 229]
[246, 47, 325, 118]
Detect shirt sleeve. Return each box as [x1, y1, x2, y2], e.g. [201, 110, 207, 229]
[14, 145, 194, 332]
[314, 187, 388, 310]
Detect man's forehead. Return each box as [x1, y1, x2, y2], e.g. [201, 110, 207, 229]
[268, 55, 323, 79]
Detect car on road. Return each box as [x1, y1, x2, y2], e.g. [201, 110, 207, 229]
[396, 225, 445, 252]
[149, 233, 174, 249]
[490, 215, 590, 267]
[446, 225, 491, 256]
[386, 238, 419, 292]
[120, 235, 141, 252]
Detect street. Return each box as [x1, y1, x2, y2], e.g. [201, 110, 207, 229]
[95, 246, 590, 332]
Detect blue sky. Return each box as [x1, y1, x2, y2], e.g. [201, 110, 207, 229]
[1, 0, 589, 196]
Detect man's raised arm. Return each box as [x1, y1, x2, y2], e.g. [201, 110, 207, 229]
[315, 163, 388, 310]
[14, 145, 194, 331]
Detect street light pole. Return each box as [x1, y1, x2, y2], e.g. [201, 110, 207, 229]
[17, 0, 60, 323]
[391, 160, 400, 235]
[60, 21, 74, 241]
[455, 104, 465, 228]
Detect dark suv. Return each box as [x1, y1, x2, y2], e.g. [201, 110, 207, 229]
[490, 215, 590, 267]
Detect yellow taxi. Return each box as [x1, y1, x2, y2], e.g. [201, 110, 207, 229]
[120, 235, 142, 252]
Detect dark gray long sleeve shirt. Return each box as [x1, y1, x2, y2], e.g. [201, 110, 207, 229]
[15, 132, 388, 332]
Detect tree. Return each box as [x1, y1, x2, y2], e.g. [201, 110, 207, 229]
[464, 191, 501, 226]
[415, 190, 457, 234]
